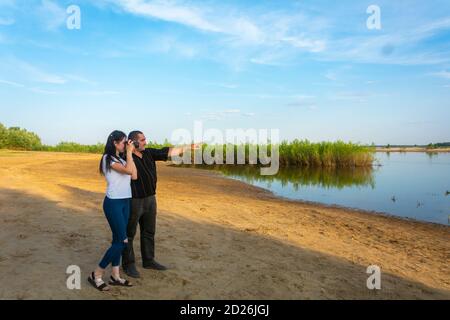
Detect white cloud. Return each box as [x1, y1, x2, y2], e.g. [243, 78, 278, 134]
[200, 108, 258, 121]
[16, 59, 67, 84]
[330, 92, 371, 103]
[281, 36, 326, 53]
[230, 18, 264, 44]
[415, 18, 450, 38]
[37, 0, 67, 31]
[28, 88, 120, 96]
[324, 17, 450, 66]
[0, 57, 104, 87]
[111, 0, 328, 61]
[223, 109, 240, 114]
[324, 72, 337, 81]
[82, 90, 120, 96]
[287, 95, 317, 109]
[106, 2, 450, 67]
[12, 0, 448, 68]
[65, 74, 98, 86]
[0, 79, 24, 87]
[432, 70, 450, 79]
[208, 83, 238, 89]
[116, 0, 221, 32]
[201, 112, 221, 121]
[29, 87, 58, 95]
[146, 34, 200, 58]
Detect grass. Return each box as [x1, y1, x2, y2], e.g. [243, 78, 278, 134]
[278, 140, 375, 167]
[195, 140, 375, 168]
[3, 139, 375, 168]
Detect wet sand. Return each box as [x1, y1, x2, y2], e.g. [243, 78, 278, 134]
[0, 150, 449, 300]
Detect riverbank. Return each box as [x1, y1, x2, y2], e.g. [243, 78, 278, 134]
[376, 147, 450, 153]
[0, 150, 448, 299]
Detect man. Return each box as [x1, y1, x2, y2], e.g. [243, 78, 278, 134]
[122, 130, 199, 278]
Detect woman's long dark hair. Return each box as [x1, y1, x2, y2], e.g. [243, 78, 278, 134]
[99, 130, 127, 175]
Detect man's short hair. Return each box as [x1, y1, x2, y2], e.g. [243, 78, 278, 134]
[128, 130, 143, 141]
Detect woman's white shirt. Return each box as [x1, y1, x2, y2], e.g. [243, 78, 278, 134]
[102, 155, 132, 199]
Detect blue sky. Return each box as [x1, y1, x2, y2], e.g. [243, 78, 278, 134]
[0, 0, 449, 145]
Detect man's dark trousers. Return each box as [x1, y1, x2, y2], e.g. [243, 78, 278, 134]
[122, 195, 157, 268]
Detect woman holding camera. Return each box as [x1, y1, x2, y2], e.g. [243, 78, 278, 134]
[88, 130, 138, 292]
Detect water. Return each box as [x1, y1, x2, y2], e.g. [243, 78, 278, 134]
[213, 153, 450, 225]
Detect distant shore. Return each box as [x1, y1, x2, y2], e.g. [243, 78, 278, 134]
[376, 147, 450, 153]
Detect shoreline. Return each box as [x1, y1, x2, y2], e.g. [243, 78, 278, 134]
[375, 147, 450, 153]
[217, 170, 449, 228]
[174, 165, 450, 233]
[0, 150, 449, 299]
[171, 164, 448, 227]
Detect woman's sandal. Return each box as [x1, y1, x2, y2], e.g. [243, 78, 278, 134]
[88, 272, 110, 292]
[109, 276, 133, 287]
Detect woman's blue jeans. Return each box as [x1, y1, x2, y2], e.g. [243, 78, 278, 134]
[99, 197, 130, 269]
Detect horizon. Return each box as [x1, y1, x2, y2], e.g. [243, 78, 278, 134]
[1, 122, 450, 147]
[1, 0, 450, 145]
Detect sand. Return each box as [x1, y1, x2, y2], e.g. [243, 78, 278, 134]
[0, 150, 449, 300]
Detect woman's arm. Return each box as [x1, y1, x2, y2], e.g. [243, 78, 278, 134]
[111, 161, 133, 175]
[111, 141, 138, 179]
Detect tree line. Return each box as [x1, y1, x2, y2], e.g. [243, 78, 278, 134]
[0, 123, 43, 151]
[0, 123, 170, 153]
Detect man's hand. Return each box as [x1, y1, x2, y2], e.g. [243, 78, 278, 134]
[169, 143, 203, 157]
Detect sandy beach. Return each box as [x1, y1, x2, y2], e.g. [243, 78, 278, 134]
[0, 150, 449, 300]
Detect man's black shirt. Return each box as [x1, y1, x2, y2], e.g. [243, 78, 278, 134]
[131, 147, 170, 198]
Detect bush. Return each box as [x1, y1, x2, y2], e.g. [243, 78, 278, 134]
[0, 124, 42, 150]
[0, 123, 7, 148]
[40, 142, 105, 153]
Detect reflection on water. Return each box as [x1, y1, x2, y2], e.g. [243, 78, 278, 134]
[212, 165, 376, 191]
[179, 152, 450, 225]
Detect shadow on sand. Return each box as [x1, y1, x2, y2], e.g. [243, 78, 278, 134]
[0, 187, 448, 300]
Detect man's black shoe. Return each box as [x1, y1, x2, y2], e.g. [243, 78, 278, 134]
[143, 260, 168, 271]
[123, 264, 141, 278]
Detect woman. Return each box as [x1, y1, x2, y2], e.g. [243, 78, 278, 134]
[88, 130, 138, 292]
